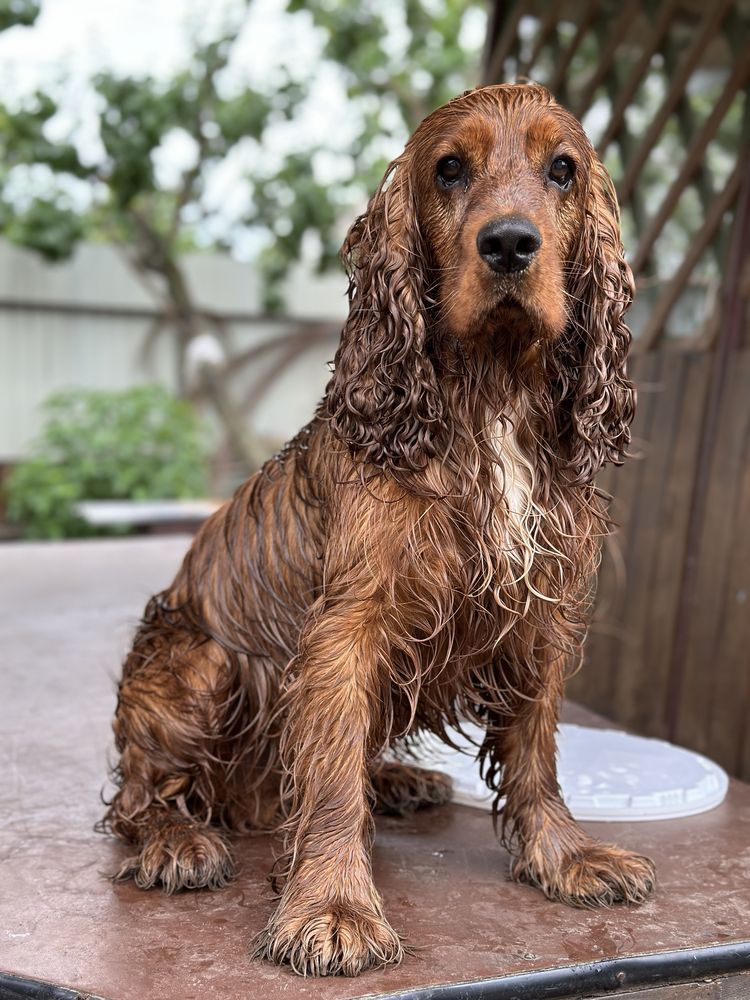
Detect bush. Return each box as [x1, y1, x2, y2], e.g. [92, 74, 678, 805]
[5, 385, 209, 539]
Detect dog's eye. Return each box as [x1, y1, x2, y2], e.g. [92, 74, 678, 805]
[548, 156, 575, 189]
[437, 156, 464, 187]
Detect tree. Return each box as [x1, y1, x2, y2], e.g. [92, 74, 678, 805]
[0, 0, 486, 471]
[257, 0, 486, 295]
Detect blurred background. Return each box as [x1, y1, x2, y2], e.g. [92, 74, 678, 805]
[0, 1, 747, 776]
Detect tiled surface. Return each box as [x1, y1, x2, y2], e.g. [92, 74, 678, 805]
[1, 537, 749, 1000]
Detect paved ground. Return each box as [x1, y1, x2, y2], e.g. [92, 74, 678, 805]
[1, 538, 749, 1000]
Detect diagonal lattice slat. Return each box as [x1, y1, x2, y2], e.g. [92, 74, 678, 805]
[596, 0, 683, 152]
[630, 57, 749, 275]
[638, 158, 743, 348]
[616, 0, 734, 204]
[572, 0, 642, 118]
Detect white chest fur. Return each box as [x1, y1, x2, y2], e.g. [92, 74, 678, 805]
[491, 417, 535, 530]
[488, 416, 560, 613]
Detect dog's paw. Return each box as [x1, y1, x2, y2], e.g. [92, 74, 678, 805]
[254, 904, 404, 976]
[114, 822, 235, 893]
[372, 761, 453, 816]
[512, 841, 655, 907]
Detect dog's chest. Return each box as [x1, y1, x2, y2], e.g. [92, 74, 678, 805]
[489, 419, 536, 557]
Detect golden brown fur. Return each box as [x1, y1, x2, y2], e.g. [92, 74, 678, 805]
[102, 84, 654, 977]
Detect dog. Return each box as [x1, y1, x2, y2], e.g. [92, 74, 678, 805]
[103, 83, 655, 977]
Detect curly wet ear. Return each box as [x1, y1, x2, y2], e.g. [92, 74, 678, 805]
[325, 156, 445, 473]
[553, 159, 636, 485]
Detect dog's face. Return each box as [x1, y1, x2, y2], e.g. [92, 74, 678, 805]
[409, 85, 595, 342]
[332, 83, 634, 481]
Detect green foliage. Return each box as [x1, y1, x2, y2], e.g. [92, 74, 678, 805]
[0, 87, 93, 259]
[5, 386, 209, 539]
[252, 150, 345, 311]
[259, 0, 485, 305]
[0, 91, 89, 176]
[294, 0, 479, 124]
[0, 17, 287, 268]
[95, 75, 175, 206]
[0, 195, 86, 260]
[0, 0, 39, 31]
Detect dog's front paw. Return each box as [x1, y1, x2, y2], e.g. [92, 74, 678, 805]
[114, 821, 235, 893]
[254, 903, 404, 976]
[512, 840, 655, 907]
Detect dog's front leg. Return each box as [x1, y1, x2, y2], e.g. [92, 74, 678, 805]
[482, 649, 655, 907]
[254, 595, 403, 976]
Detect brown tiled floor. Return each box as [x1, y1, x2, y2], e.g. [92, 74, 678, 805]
[1, 537, 749, 999]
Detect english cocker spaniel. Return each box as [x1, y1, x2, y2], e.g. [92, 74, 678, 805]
[103, 83, 655, 977]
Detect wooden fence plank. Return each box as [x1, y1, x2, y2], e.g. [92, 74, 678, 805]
[572, 352, 661, 713]
[575, 349, 750, 779]
[700, 351, 750, 773]
[672, 395, 742, 758]
[610, 352, 688, 729]
[638, 352, 712, 734]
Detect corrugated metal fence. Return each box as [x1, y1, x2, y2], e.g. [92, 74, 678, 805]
[0, 239, 342, 463]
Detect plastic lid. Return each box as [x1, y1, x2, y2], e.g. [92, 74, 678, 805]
[411, 722, 729, 821]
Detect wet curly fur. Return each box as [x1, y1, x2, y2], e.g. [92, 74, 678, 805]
[102, 84, 654, 977]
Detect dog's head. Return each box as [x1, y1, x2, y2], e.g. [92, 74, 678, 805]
[327, 84, 635, 484]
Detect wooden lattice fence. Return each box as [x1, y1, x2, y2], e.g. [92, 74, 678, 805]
[484, 1, 750, 778]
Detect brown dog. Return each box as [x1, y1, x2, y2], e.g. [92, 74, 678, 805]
[103, 83, 655, 977]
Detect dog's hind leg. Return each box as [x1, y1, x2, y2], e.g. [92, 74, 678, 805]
[370, 759, 452, 816]
[103, 623, 241, 893]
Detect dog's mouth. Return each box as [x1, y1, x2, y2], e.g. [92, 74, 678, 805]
[487, 284, 533, 321]
[440, 252, 565, 343]
[490, 299, 528, 323]
[482, 286, 563, 344]
[480, 264, 568, 341]
[490, 270, 529, 294]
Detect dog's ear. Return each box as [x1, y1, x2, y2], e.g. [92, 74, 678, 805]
[326, 155, 444, 473]
[553, 159, 636, 485]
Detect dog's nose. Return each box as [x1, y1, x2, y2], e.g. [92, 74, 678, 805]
[476, 218, 542, 274]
